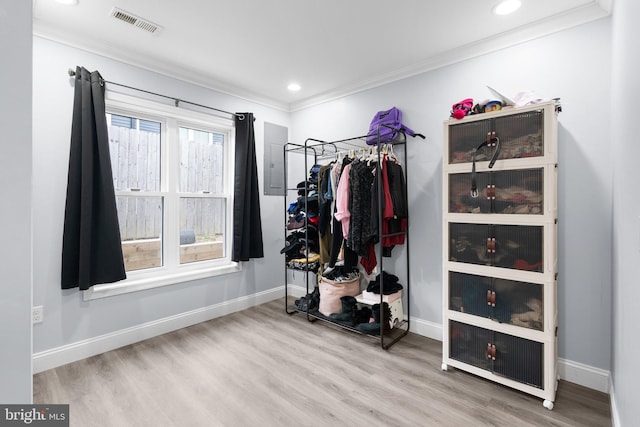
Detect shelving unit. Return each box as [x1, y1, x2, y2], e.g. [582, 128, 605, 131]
[283, 130, 421, 349]
[441, 101, 560, 409]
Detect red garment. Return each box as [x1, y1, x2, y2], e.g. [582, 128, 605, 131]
[381, 157, 394, 220]
[359, 243, 377, 274]
[381, 158, 406, 248]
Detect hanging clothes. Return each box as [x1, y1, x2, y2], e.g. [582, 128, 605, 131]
[317, 163, 333, 264]
[380, 155, 407, 257]
[326, 157, 357, 273]
[346, 159, 376, 256]
[334, 162, 352, 239]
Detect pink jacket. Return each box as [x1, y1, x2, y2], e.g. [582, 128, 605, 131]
[334, 163, 352, 238]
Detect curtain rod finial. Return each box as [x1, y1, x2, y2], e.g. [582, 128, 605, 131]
[68, 68, 76, 77]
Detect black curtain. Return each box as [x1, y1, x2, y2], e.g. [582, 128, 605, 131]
[232, 113, 264, 261]
[61, 66, 126, 290]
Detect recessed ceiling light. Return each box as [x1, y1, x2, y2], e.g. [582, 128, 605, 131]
[56, 0, 79, 5]
[287, 83, 301, 92]
[493, 0, 521, 15]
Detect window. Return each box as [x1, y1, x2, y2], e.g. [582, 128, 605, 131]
[84, 92, 239, 300]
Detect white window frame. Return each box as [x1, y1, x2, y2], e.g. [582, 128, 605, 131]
[84, 92, 240, 301]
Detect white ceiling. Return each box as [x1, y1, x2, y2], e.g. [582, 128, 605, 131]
[33, 0, 611, 111]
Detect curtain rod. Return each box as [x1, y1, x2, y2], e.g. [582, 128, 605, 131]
[67, 69, 245, 121]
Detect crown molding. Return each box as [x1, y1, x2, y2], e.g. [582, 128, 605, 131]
[34, 0, 610, 114]
[597, 0, 613, 14]
[289, 1, 611, 111]
[33, 21, 290, 112]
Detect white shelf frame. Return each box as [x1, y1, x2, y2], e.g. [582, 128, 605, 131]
[441, 101, 560, 407]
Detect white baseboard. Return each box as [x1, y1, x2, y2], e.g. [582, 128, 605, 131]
[32, 286, 284, 374]
[34, 286, 612, 396]
[287, 283, 308, 298]
[557, 357, 610, 394]
[407, 321, 611, 394]
[409, 316, 443, 341]
[610, 381, 620, 427]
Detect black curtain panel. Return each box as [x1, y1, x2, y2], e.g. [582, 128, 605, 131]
[61, 66, 126, 290]
[232, 113, 264, 261]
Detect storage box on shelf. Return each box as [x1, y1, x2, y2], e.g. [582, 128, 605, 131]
[356, 290, 404, 329]
[441, 101, 560, 410]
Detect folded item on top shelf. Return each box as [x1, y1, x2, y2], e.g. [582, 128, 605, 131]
[366, 270, 403, 295]
[280, 234, 301, 254]
[322, 265, 358, 281]
[297, 180, 318, 196]
[288, 253, 320, 272]
[289, 252, 320, 264]
[287, 216, 305, 230]
[358, 289, 402, 304]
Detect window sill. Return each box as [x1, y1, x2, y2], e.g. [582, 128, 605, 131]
[82, 262, 242, 301]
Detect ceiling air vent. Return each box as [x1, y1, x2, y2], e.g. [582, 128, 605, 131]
[110, 7, 162, 34]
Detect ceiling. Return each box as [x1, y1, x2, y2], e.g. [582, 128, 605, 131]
[33, 0, 611, 111]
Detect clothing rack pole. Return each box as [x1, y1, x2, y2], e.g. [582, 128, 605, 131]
[67, 68, 245, 121]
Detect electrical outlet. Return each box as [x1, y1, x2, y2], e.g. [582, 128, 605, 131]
[32, 306, 43, 324]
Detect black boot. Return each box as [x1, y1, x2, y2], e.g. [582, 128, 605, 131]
[310, 286, 320, 310]
[295, 287, 320, 312]
[356, 302, 390, 335]
[354, 306, 372, 325]
[329, 296, 357, 323]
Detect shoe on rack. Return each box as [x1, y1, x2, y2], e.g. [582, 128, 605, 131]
[309, 286, 320, 311]
[295, 287, 320, 312]
[324, 266, 347, 281]
[295, 296, 309, 311]
[354, 306, 372, 325]
[329, 296, 357, 323]
[322, 265, 334, 276]
[356, 302, 390, 336]
[334, 271, 359, 282]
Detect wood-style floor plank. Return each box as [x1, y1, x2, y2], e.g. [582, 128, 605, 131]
[33, 298, 612, 427]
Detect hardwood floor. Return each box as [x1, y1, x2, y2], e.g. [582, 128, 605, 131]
[34, 299, 612, 427]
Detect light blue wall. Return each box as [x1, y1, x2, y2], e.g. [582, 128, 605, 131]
[291, 18, 613, 371]
[611, 0, 640, 424]
[0, 0, 33, 403]
[31, 37, 290, 353]
[28, 12, 630, 412]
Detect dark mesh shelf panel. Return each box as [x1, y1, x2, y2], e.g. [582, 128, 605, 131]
[449, 223, 491, 266]
[493, 225, 543, 272]
[449, 272, 544, 331]
[450, 321, 544, 388]
[449, 321, 491, 371]
[449, 173, 491, 213]
[493, 168, 543, 214]
[493, 110, 544, 161]
[493, 331, 543, 388]
[449, 271, 492, 318]
[449, 223, 543, 272]
[448, 109, 544, 164]
[449, 168, 543, 214]
[493, 278, 544, 331]
[448, 120, 492, 164]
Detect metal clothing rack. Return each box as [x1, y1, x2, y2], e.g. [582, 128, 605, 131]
[283, 126, 424, 349]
